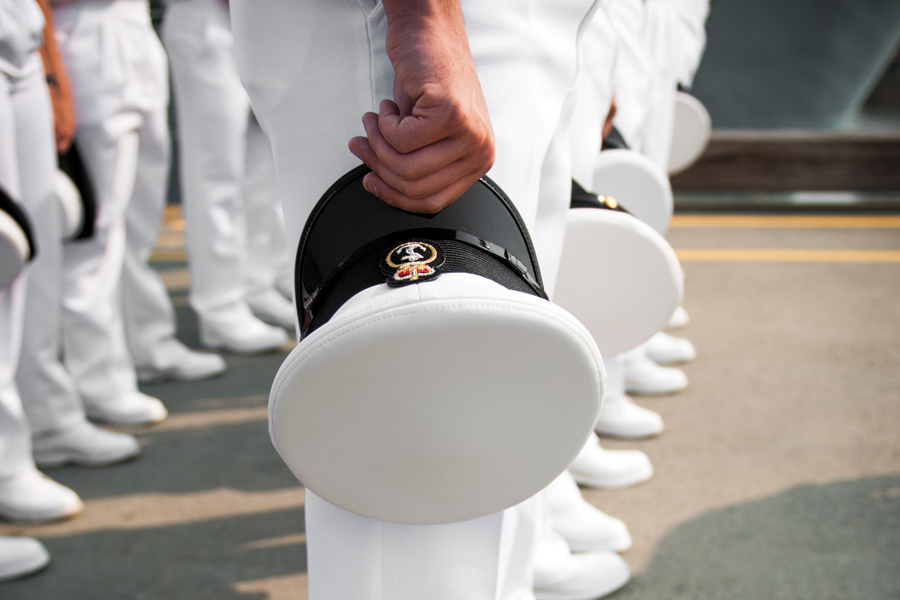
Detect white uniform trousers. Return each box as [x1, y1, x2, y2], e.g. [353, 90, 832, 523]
[0, 48, 55, 477]
[232, 0, 600, 598]
[163, 0, 252, 321]
[606, 0, 654, 151]
[0, 277, 29, 480]
[243, 115, 291, 304]
[52, 0, 170, 407]
[119, 101, 179, 374]
[570, 2, 619, 189]
[640, 0, 709, 171]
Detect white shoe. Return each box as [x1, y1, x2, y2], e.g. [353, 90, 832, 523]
[547, 471, 632, 553]
[595, 393, 664, 438]
[534, 531, 631, 600]
[136, 338, 226, 383]
[85, 391, 168, 427]
[32, 421, 140, 468]
[0, 537, 50, 581]
[247, 288, 296, 330]
[200, 302, 288, 354]
[555, 507, 632, 554]
[0, 469, 84, 522]
[569, 435, 653, 489]
[624, 352, 688, 395]
[645, 331, 696, 365]
[667, 305, 690, 330]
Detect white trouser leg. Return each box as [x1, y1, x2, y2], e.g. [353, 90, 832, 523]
[569, 6, 618, 190]
[0, 278, 30, 480]
[603, 354, 626, 400]
[306, 490, 539, 600]
[62, 122, 140, 405]
[121, 103, 179, 372]
[0, 58, 55, 475]
[232, 0, 598, 598]
[607, 0, 653, 151]
[243, 115, 291, 303]
[163, 0, 252, 321]
[53, 0, 169, 407]
[18, 180, 87, 436]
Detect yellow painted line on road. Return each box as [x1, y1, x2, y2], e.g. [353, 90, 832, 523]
[136, 405, 268, 432]
[242, 533, 306, 551]
[0, 487, 305, 539]
[150, 248, 187, 263]
[158, 267, 190, 291]
[676, 249, 900, 263]
[235, 574, 308, 600]
[670, 215, 900, 229]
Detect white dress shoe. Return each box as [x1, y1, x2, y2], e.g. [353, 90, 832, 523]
[85, 391, 168, 427]
[667, 305, 690, 330]
[569, 435, 653, 489]
[594, 393, 664, 438]
[555, 506, 632, 554]
[200, 302, 288, 354]
[624, 352, 688, 395]
[645, 331, 696, 365]
[548, 471, 632, 553]
[136, 338, 226, 383]
[534, 530, 631, 600]
[247, 288, 296, 329]
[32, 421, 140, 468]
[0, 537, 50, 581]
[0, 469, 84, 522]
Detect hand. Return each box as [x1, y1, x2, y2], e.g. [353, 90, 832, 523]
[601, 95, 617, 142]
[348, 1, 494, 214]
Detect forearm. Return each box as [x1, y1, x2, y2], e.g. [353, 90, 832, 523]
[36, 0, 77, 152]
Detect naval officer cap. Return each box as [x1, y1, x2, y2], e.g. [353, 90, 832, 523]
[593, 146, 673, 235]
[270, 165, 604, 525]
[553, 181, 683, 358]
[0, 185, 37, 289]
[668, 91, 712, 176]
[57, 144, 97, 242]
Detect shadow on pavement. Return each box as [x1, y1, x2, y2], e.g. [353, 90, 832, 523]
[612, 475, 900, 600]
[1, 508, 306, 600]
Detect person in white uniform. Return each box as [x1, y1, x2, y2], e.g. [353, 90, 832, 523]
[231, 0, 634, 598]
[163, 0, 295, 352]
[0, 0, 83, 577]
[16, 0, 144, 465]
[49, 0, 223, 422]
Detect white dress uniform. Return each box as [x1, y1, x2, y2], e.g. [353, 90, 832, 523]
[605, 0, 654, 151]
[243, 114, 292, 305]
[163, 0, 294, 342]
[231, 0, 605, 597]
[0, 0, 82, 521]
[639, 0, 710, 170]
[43, 0, 168, 423]
[0, 0, 53, 481]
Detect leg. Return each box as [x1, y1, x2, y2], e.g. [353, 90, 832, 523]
[242, 113, 294, 328]
[164, 0, 287, 352]
[120, 78, 227, 382]
[0, 63, 81, 521]
[54, 1, 167, 424]
[232, 1, 600, 597]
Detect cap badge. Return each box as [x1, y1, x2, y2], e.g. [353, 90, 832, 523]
[383, 241, 444, 287]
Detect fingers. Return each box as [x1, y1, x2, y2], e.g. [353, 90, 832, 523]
[350, 133, 485, 202]
[361, 169, 484, 215]
[363, 110, 475, 181]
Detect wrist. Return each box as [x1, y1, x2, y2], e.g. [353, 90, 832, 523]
[383, 0, 464, 40]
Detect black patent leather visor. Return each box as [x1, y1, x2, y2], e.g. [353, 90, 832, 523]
[295, 165, 546, 338]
